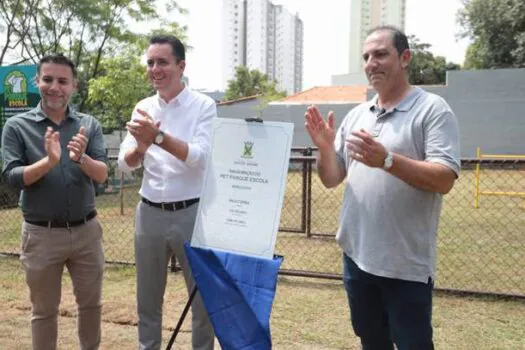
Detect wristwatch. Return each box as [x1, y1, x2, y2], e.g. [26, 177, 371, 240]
[154, 130, 165, 145]
[383, 151, 393, 170]
[74, 153, 86, 165]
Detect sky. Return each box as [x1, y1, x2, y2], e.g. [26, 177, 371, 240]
[178, 0, 471, 92]
[0, 0, 470, 91]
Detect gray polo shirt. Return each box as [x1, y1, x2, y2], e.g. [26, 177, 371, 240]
[1, 103, 107, 222]
[334, 87, 460, 283]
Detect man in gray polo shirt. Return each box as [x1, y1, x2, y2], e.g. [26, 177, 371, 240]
[2, 54, 108, 349]
[305, 26, 460, 349]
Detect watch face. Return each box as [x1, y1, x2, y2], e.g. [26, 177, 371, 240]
[383, 153, 393, 169]
[155, 131, 164, 144]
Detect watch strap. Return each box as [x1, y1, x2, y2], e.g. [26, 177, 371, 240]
[73, 153, 86, 165]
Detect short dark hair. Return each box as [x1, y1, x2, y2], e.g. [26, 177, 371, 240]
[149, 35, 185, 62]
[367, 25, 410, 56]
[38, 53, 77, 78]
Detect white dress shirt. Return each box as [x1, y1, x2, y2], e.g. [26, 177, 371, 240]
[118, 86, 216, 202]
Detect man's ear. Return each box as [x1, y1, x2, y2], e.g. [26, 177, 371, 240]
[179, 60, 186, 78]
[401, 49, 412, 69]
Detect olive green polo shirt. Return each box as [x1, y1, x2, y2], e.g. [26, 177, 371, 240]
[1, 103, 107, 222]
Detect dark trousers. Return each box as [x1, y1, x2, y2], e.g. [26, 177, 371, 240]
[343, 254, 434, 350]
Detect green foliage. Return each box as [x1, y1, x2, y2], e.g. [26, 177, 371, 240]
[87, 48, 153, 134]
[408, 35, 461, 85]
[463, 40, 489, 69]
[458, 0, 525, 69]
[0, 0, 187, 112]
[224, 66, 287, 102]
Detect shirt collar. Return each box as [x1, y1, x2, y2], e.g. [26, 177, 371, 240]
[156, 84, 190, 107]
[34, 102, 78, 122]
[368, 86, 423, 113]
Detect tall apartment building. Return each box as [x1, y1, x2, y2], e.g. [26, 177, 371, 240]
[333, 0, 406, 85]
[222, 0, 303, 95]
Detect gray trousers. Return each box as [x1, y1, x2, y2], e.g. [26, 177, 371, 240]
[135, 201, 215, 350]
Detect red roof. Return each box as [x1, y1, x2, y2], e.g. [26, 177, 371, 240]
[278, 86, 369, 103]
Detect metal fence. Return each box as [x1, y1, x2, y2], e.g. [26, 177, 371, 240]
[0, 148, 524, 298]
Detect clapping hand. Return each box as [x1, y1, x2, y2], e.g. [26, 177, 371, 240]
[346, 129, 387, 168]
[67, 126, 88, 163]
[304, 105, 336, 151]
[126, 109, 161, 153]
[45, 126, 61, 165]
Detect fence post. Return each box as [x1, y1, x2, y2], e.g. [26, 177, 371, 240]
[120, 172, 125, 215]
[301, 150, 307, 234]
[474, 147, 481, 209]
[305, 147, 313, 238]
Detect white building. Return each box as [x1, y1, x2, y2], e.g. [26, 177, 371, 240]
[333, 0, 406, 85]
[273, 5, 303, 95]
[222, 0, 246, 90]
[223, 0, 303, 94]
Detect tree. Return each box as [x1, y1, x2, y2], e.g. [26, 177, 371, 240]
[458, 0, 525, 69]
[0, 0, 187, 111]
[84, 22, 190, 133]
[87, 48, 153, 135]
[408, 35, 461, 85]
[463, 40, 489, 69]
[224, 66, 287, 102]
[0, 0, 39, 65]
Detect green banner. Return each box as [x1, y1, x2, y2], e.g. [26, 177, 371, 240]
[0, 65, 40, 129]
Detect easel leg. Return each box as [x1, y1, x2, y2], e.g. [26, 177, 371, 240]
[166, 286, 198, 350]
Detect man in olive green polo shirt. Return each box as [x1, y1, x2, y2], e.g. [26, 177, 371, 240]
[1, 54, 108, 349]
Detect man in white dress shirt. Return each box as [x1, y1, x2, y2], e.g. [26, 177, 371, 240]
[118, 35, 216, 350]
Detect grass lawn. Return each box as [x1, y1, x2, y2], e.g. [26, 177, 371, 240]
[0, 165, 524, 348]
[0, 256, 524, 349]
[1, 168, 524, 296]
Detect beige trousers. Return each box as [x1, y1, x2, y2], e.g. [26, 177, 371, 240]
[20, 217, 104, 350]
